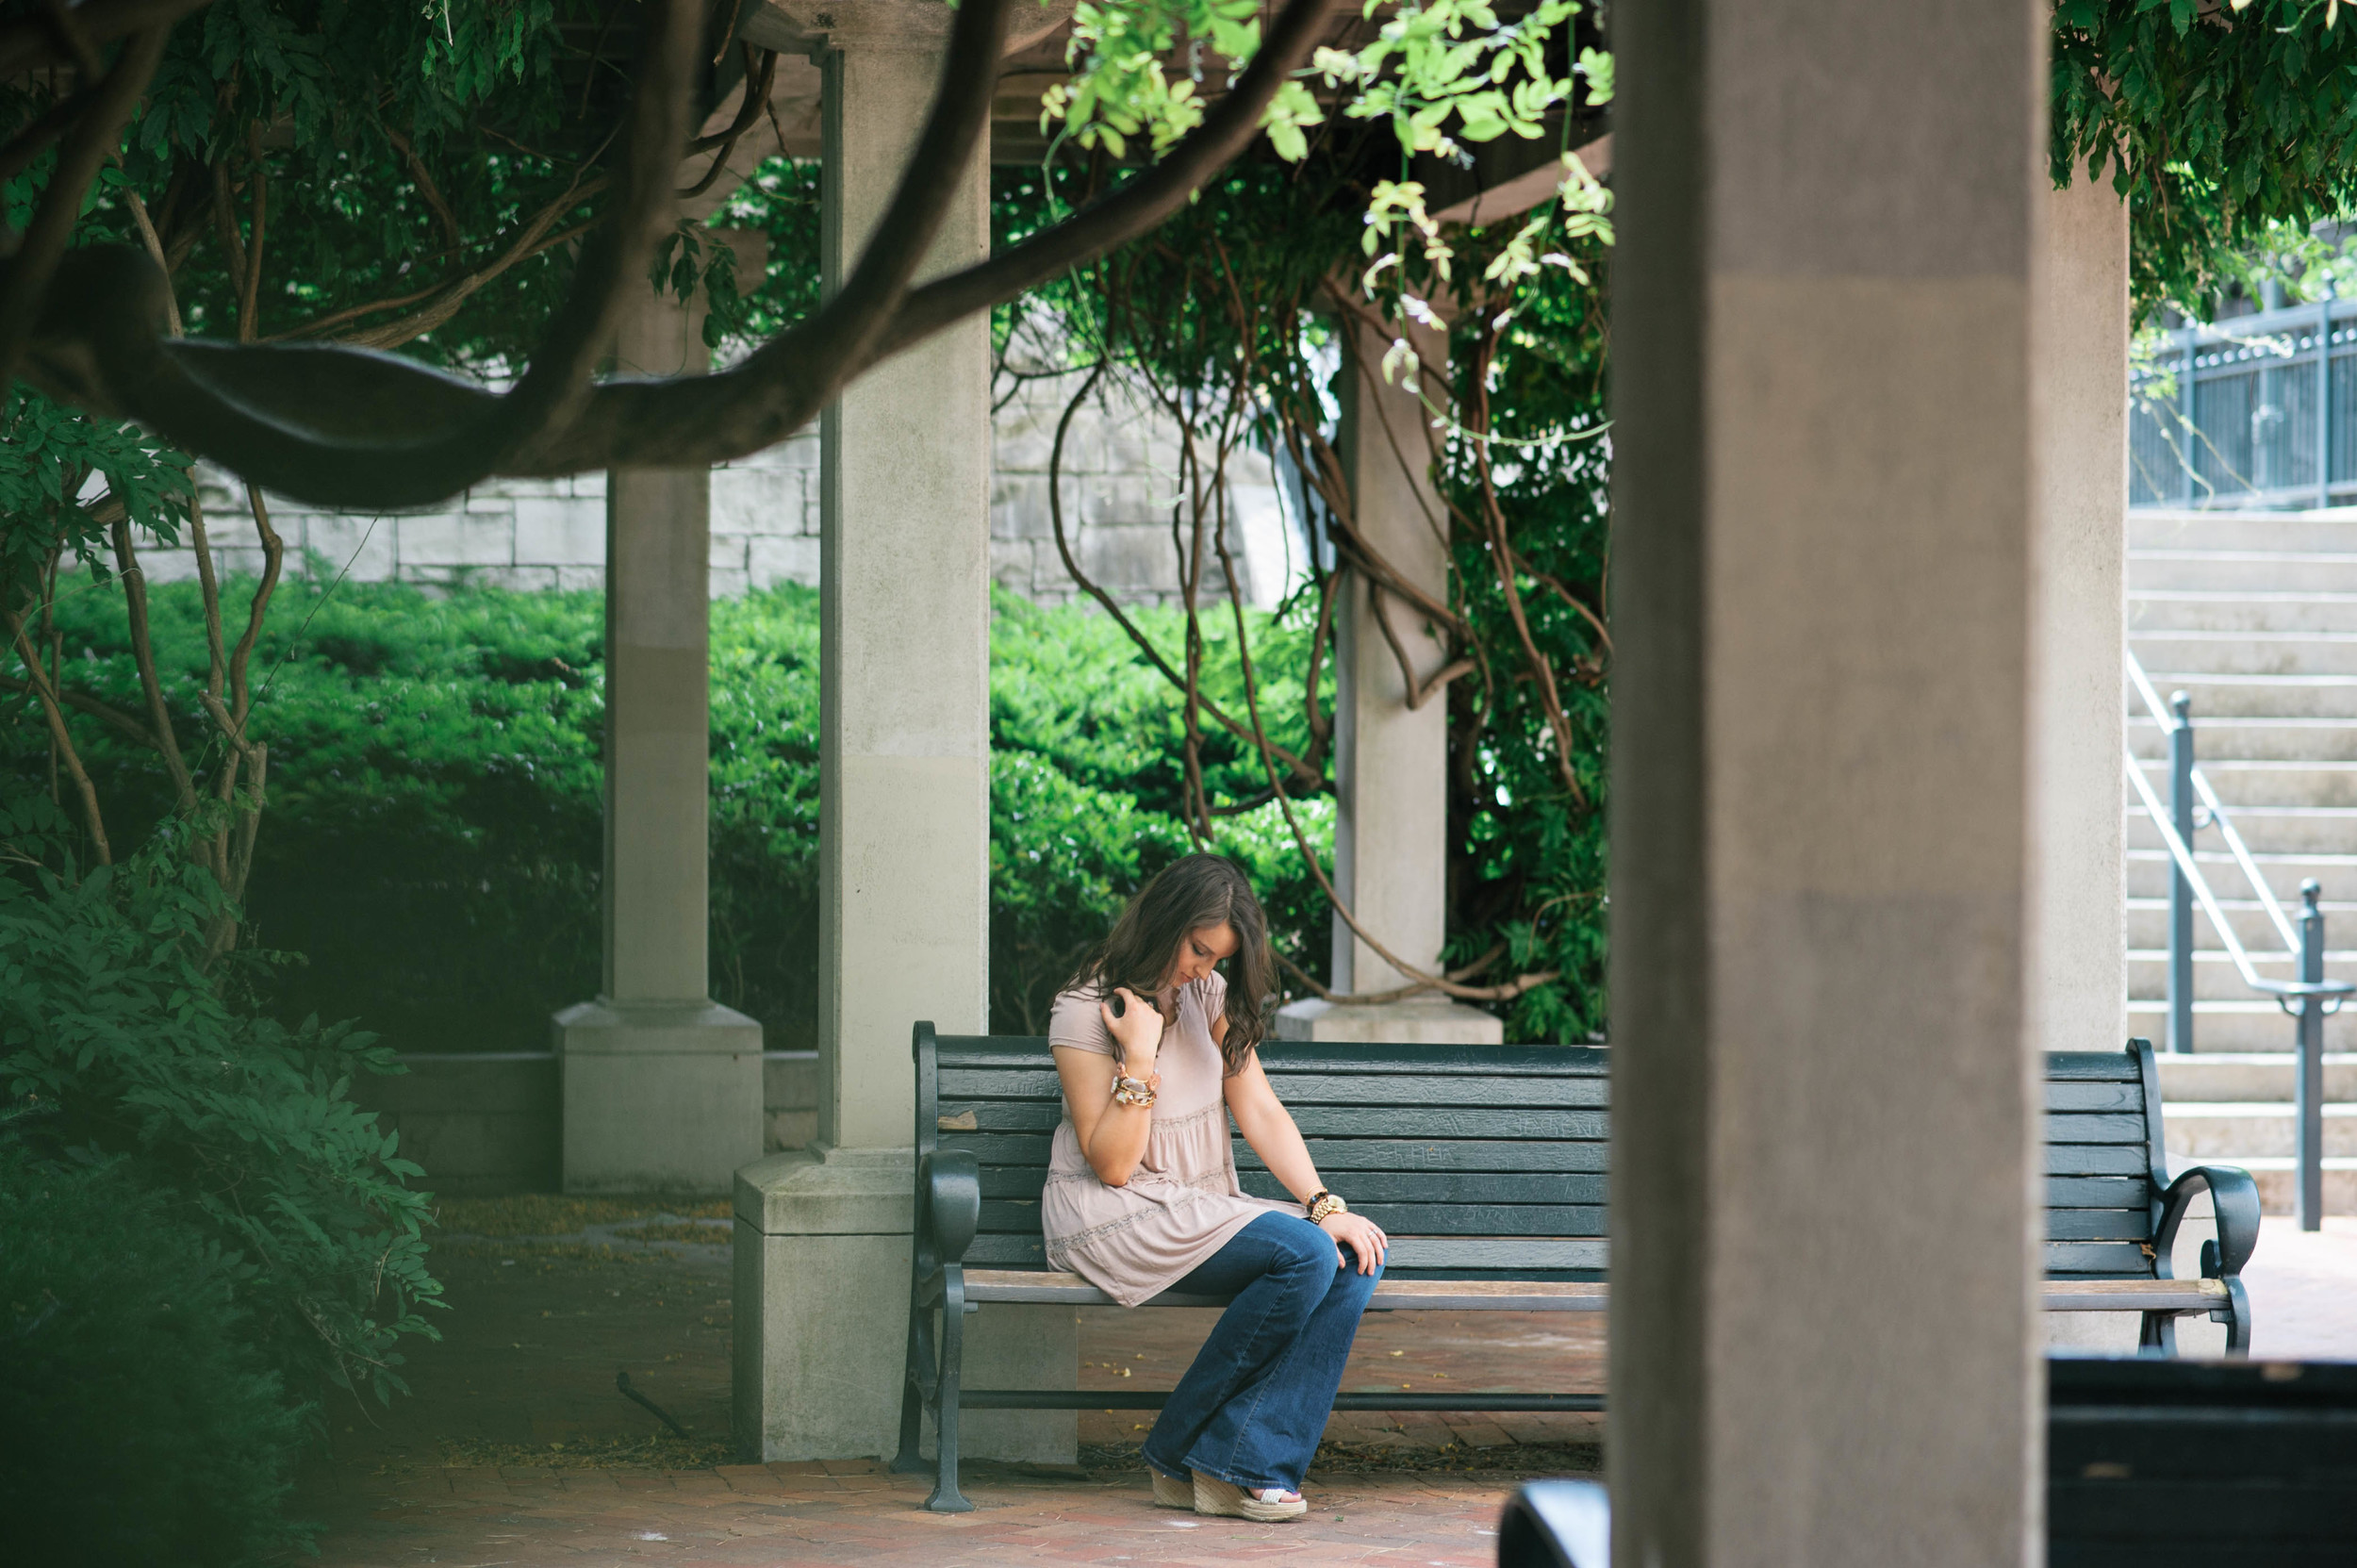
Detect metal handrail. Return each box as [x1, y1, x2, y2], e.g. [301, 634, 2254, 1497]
[2131, 655, 2310, 962]
[2123, 651, 2352, 1005]
[2120, 752, 2346, 1002]
[2125, 646, 2346, 1232]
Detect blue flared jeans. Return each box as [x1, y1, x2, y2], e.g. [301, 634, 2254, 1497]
[1139, 1212, 1383, 1493]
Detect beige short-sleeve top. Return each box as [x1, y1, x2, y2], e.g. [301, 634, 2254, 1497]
[1040, 971, 1299, 1306]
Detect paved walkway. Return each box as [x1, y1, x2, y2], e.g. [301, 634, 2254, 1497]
[300, 1205, 1598, 1566]
[2247, 1214, 2357, 1360]
[296, 1201, 2354, 1566]
[312, 1460, 1525, 1567]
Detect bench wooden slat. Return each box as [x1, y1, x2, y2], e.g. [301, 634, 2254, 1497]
[2043, 1051, 2146, 1082]
[2047, 1209, 2153, 1243]
[939, 1069, 2130, 1115]
[937, 1038, 1614, 1077]
[1244, 1074, 1610, 1109]
[2046, 1176, 2154, 1208]
[959, 1269, 2225, 1316]
[937, 1100, 1614, 1139]
[2043, 1081, 2146, 1114]
[961, 1135, 2146, 1184]
[1258, 1043, 1613, 1076]
[977, 1204, 2134, 1244]
[1239, 1138, 1612, 1174]
[2045, 1112, 2154, 1145]
[2048, 1241, 2156, 1273]
[1389, 1238, 1608, 1270]
[2041, 1278, 2227, 1312]
[2045, 1145, 2152, 1177]
[1236, 1171, 1609, 1205]
[942, 1065, 1612, 1110]
[961, 1268, 1616, 1312]
[949, 1101, 2151, 1146]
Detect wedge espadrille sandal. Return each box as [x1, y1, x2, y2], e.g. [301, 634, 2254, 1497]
[1191, 1471, 1307, 1522]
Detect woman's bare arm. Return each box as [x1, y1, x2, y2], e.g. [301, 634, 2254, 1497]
[1055, 988, 1163, 1187]
[1224, 1048, 1389, 1274]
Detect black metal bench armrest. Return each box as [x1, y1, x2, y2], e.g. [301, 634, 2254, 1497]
[2155, 1164, 2260, 1280]
[918, 1148, 981, 1269]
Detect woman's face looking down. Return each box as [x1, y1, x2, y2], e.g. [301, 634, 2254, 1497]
[1166, 921, 1240, 993]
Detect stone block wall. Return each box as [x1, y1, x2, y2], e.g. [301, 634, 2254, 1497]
[140, 371, 1312, 610]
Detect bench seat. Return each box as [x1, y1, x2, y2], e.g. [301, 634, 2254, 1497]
[957, 1267, 2232, 1318]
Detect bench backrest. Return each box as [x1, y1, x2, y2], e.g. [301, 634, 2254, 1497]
[916, 1029, 2172, 1282]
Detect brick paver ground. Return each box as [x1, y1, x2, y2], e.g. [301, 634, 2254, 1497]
[296, 1201, 2354, 1565]
[312, 1459, 1527, 1567]
[297, 1210, 1600, 1565]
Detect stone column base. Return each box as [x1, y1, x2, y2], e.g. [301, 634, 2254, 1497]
[733, 1146, 1076, 1463]
[553, 999, 763, 1195]
[1275, 997, 1506, 1045]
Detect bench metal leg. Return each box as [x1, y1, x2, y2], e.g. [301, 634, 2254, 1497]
[887, 1281, 931, 1478]
[2136, 1309, 2177, 1356]
[925, 1270, 972, 1512]
[2211, 1273, 2251, 1357]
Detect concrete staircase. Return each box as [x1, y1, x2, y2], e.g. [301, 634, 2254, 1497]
[2127, 508, 2357, 1213]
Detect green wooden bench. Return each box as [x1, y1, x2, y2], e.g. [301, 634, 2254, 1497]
[889, 1028, 2259, 1511]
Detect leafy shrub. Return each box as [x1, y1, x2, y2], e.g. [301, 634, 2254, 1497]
[0, 789, 443, 1411]
[0, 1139, 310, 1568]
[15, 576, 1335, 1050]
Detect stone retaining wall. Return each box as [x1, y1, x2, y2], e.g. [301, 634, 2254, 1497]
[354, 1050, 818, 1197]
[140, 370, 1310, 609]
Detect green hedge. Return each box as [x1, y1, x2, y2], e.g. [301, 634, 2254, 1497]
[0, 1141, 311, 1567]
[18, 576, 1330, 1050]
[0, 785, 441, 1563]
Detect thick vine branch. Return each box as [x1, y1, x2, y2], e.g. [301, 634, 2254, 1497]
[0, 0, 210, 76]
[0, 25, 167, 393]
[21, 0, 1334, 502]
[21, 0, 712, 504]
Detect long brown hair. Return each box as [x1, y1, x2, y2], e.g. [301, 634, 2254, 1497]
[1071, 853, 1276, 1075]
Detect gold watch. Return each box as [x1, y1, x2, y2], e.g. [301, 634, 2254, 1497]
[1307, 1190, 1347, 1224]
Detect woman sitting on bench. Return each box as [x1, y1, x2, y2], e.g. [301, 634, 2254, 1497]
[1045, 852, 1390, 1522]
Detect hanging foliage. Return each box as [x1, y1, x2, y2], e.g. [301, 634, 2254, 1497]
[2054, 0, 2357, 316]
[992, 139, 1611, 1039]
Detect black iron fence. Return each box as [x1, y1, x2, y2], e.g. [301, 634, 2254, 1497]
[2132, 298, 2357, 508]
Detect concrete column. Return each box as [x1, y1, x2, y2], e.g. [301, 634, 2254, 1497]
[2034, 178, 2134, 1352]
[735, 8, 1073, 1463]
[2029, 176, 2128, 1057]
[554, 276, 763, 1196]
[1609, 0, 2043, 1563]
[1277, 318, 1503, 1045]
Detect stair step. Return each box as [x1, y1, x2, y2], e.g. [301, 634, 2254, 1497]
[2130, 509, 2357, 553]
[2125, 673, 2357, 718]
[2128, 716, 2357, 761]
[2179, 1159, 2357, 1216]
[2126, 950, 2357, 1001]
[2127, 999, 2357, 1050]
[2127, 631, 2357, 677]
[2130, 551, 2357, 593]
[2162, 1102, 2357, 1158]
[2125, 849, 2357, 899]
[2153, 1051, 2357, 1101]
[2129, 589, 2357, 635]
[2127, 807, 2357, 854]
[2122, 896, 2357, 949]
[2127, 757, 2357, 808]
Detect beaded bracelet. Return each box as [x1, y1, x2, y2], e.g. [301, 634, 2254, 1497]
[1111, 1073, 1158, 1108]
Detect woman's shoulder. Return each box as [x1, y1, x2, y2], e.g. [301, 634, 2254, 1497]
[1047, 983, 1113, 1054]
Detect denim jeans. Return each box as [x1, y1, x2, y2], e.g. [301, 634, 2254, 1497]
[1139, 1211, 1383, 1493]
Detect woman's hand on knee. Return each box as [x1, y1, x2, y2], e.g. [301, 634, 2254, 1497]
[1319, 1212, 1387, 1275]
